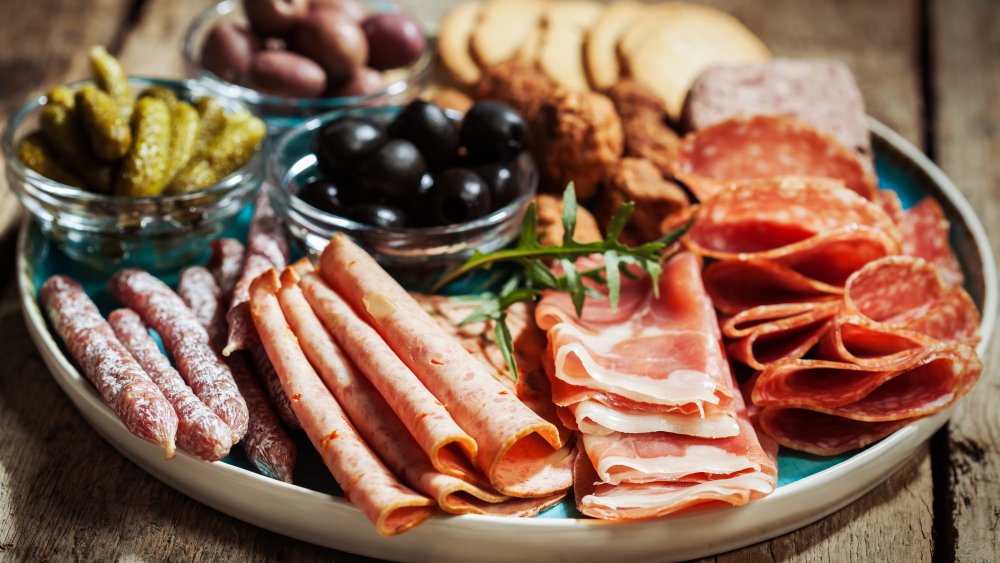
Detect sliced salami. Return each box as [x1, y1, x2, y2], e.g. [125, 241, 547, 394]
[703, 260, 843, 316]
[41, 276, 178, 456]
[724, 302, 838, 369]
[672, 115, 878, 201]
[900, 197, 965, 287]
[756, 408, 913, 456]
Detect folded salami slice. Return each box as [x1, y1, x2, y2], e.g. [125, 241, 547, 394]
[249, 269, 434, 535]
[41, 276, 178, 456]
[277, 267, 565, 516]
[724, 302, 839, 369]
[756, 408, 913, 456]
[299, 271, 479, 479]
[901, 197, 964, 287]
[320, 234, 568, 497]
[672, 116, 878, 201]
[703, 260, 843, 316]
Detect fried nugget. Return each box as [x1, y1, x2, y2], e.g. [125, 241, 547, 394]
[605, 80, 682, 178]
[597, 157, 689, 245]
[474, 58, 557, 122]
[535, 193, 603, 246]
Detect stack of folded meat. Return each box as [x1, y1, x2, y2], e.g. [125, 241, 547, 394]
[535, 252, 777, 519]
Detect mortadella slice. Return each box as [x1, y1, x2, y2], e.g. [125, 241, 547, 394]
[249, 269, 434, 535]
[320, 234, 569, 497]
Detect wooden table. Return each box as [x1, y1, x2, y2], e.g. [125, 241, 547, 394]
[0, 0, 996, 560]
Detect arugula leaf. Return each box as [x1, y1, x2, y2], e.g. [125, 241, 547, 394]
[561, 183, 578, 247]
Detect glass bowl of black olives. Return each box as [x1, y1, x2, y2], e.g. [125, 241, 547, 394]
[268, 100, 538, 288]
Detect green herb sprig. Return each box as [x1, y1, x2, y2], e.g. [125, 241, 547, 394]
[434, 184, 691, 380]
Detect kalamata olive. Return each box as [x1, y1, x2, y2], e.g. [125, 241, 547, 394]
[328, 67, 385, 97]
[362, 12, 425, 70]
[358, 139, 426, 199]
[291, 8, 368, 83]
[244, 0, 310, 37]
[201, 22, 261, 84]
[461, 101, 527, 163]
[349, 203, 408, 228]
[249, 50, 327, 97]
[315, 116, 386, 178]
[429, 168, 492, 224]
[297, 177, 354, 213]
[388, 100, 459, 170]
[475, 163, 519, 210]
[310, 0, 366, 22]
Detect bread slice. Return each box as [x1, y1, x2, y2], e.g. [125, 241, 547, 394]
[471, 0, 548, 67]
[584, 1, 643, 90]
[623, 3, 770, 120]
[438, 2, 483, 87]
[537, 1, 601, 91]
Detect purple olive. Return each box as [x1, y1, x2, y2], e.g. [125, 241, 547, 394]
[328, 67, 385, 97]
[291, 8, 368, 83]
[362, 12, 425, 70]
[201, 22, 261, 84]
[310, 0, 366, 22]
[244, 0, 310, 37]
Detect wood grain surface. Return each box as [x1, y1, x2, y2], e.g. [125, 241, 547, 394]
[0, 0, 995, 561]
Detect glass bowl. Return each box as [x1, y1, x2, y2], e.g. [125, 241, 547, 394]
[268, 106, 538, 290]
[182, 0, 433, 136]
[2, 77, 263, 272]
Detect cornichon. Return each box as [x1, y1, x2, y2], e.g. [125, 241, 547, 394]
[117, 97, 172, 197]
[16, 132, 84, 187]
[167, 111, 265, 194]
[76, 84, 132, 161]
[139, 85, 178, 107]
[90, 46, 134, 119]
[46, 86, 76, 110]
[193, 96, 226, 158]
[39, 103, 113, 192]
[165, 101, 201, 182]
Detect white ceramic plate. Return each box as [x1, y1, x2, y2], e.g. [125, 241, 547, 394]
[18, 120, 997, 562]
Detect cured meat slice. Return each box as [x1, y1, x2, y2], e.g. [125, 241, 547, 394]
[278, 268, 565, 516]
[299, 271, 479, 479]
[756, 408, 913, 456]
[109, 269, 249, 442]
[249, 269, 434, 535]
[816, 316, 935, 366]
[571, 400, 740, 439]
[537, 253, 735, 413]
[879, 189, 905, 225]
[320, 234, 569, 497]
[672, 116, 878, 201]
[109, 308, 232, 462]
[900, 197, 964, 287]
[724, 302, 839, 369]
[41, 276, 178, 456]
[703, 260, 842, 316]
[751, 342, 981, 422]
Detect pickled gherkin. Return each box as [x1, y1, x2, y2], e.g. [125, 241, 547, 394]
[39, 103, 113, 192]
[193, 96, 226, 158]
[90, 46, 134, 119]
[168, 111, 265, 194]
[117, 97, 172, 197]
[16, 132, 84, 187]
[139, 85, 178, 107]
[46, 86, 76, 110]
[76, 84, 132, 161]
[165, 101, 201, 182]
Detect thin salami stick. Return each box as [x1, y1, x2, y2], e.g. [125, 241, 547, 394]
[109, 269, 249, 442]
[250, 268, 435, 536]
[250, 344, 302, 431]
[108, 308, 233, 461]
[178, 266, 298, 481]
[208, 238, 246, 303]
[246, 189, 289, 272]
[40, 275, 177, 457]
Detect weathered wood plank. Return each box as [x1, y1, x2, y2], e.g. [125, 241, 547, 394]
[929, 0, 1000, 560]
[0, 0, 133, 242]
[117, 0, 212, 77]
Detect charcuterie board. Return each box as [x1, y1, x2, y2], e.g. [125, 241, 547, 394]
[17, 119, 996, 562]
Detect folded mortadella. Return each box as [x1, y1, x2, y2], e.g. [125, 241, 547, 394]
[277, 267, 565, 516]
[249, 269, 434, 536]
[320, 234, 569, 497]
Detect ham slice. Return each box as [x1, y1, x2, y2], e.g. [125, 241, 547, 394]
[320, 234, 570, 497]
[249, 269, 435, 535]
[276, 267, 565, 517]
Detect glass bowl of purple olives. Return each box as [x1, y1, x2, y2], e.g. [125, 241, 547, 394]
[268, 100, 538, 288]
[182, 0, 432, 134]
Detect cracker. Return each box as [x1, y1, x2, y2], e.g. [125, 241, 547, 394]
[537, 1, 601, 91]
[471, 0, 548, 67]
[584, 1, 643, 90]
[438, 2, 483, 87]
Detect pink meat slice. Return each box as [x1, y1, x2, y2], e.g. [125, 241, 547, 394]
[756, 408, 914, 456]
[249, 269, 434, 536]
[703, 259, 843, 316]
[320, 234, 568, 497]
[900, 197, 965, 287]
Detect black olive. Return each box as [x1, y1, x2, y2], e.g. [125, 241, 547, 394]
[461, 101, 527, 163]
[474, 163, 520, 210]
[406, 173, 437, 226]
[348, 203, 408, 228]
[296, 178, 355, 214]
[429, 168, 492, 224]
[388, 100, 459, 170]
[315, 116, 386, 178]
[358, 139, 427, 200]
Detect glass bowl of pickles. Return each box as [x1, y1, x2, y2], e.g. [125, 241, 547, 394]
[2, 47, 266, 271]
[182, 0, 432, 135]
